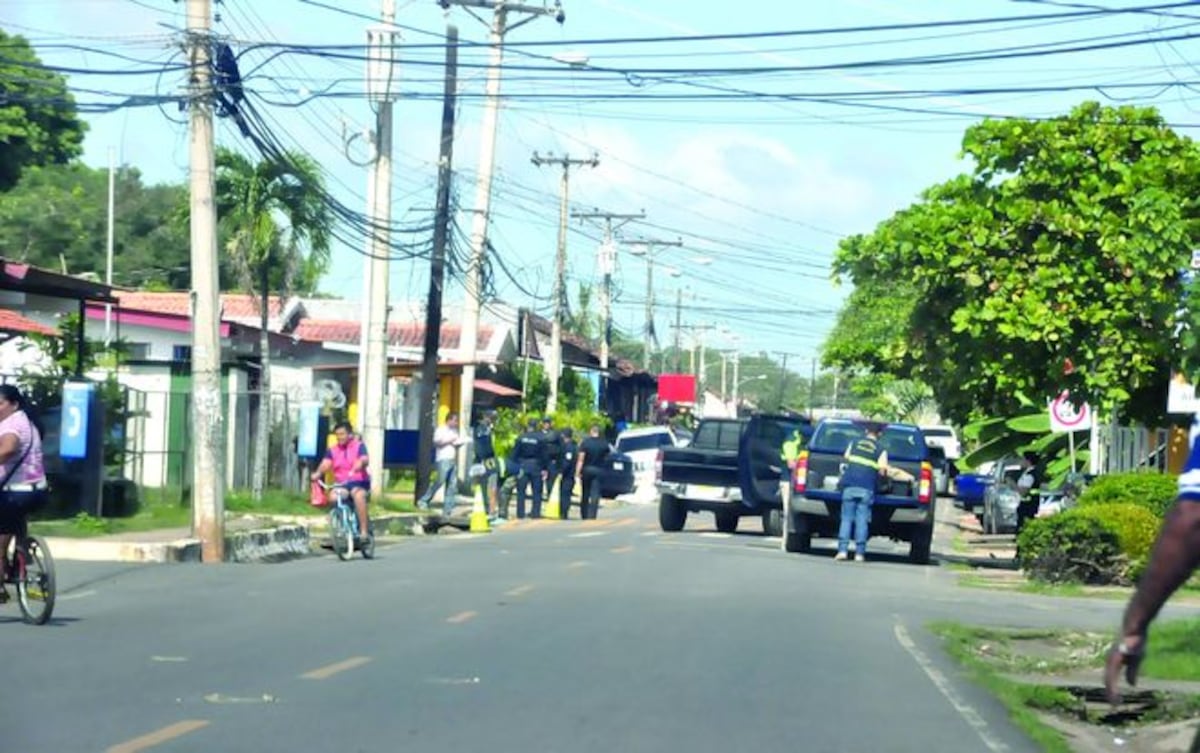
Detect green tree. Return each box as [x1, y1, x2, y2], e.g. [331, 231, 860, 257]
[214, 147, 332, 499]
[0, 163, 190, 286]
[829, 102, 1200, 426]
[0, 30, 85, 191]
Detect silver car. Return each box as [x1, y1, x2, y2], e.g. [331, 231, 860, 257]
[980, 457, 1025, 534]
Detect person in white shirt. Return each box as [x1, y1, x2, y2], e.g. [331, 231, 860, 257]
[417, 412, 467, 517]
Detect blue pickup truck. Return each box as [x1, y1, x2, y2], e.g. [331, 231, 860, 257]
[784, 418, 936, 564]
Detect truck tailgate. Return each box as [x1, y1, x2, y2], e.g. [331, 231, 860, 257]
[802, 453, 927, 507]
[660, 448, 740, 488]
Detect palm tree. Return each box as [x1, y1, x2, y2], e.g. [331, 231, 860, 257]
[215, 147, 332, 500]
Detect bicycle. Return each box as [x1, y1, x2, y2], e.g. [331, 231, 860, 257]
[4, 524, 55, 625]
[318, 482, 375, 561]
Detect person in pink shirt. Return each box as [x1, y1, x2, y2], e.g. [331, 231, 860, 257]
[0, 385, 48, 603]
[310, 421, 370, 540]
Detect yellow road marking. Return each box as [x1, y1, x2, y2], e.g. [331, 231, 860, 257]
[611, 517, 637, 527]
[580, 518, 614, 528]
[567, 560, 589, 569]
[505, 584, 534, 597]
[610, 545, 634, 554]
[446, 610, 478, 624]
[106, 720, 209, 753]
[300, 656, 372, 680]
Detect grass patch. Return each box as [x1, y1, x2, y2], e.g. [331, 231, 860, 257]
[1140, 618, 1200, 682]
[29, 496, 192, 538]
[931, 622, 1076, 753]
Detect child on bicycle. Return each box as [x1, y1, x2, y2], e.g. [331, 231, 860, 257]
[309, 420, 370, 540]
[0, 385, 48, 603]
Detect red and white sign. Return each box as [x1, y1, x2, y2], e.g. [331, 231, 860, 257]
[1048, 391, 1092, 433]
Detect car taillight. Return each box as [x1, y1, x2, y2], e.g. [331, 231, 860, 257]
[793, 451, 808, 494]
[655, 449, 663, 482]
[918, 462, 933, 504]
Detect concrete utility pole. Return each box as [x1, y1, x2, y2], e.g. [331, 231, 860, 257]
[673, 287, 682, 373]
[186, 0, 224, 562]
[570, 209, 643, 412]
[532, 152, 597, 414]
[625, 238, 682, 374]
[417, 25, 459, 501]
[444, 0, 563, 443]
[731, 351, 741, 415]
[358, 0, 399, 501]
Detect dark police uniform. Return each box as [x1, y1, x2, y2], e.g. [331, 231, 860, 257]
[511, 424, 547, 518]
[559, 430, 578, 519]
[541, 422, 563, 501]
[839, 433, 885, 558]
[577, 433, 611, 520]
[474, 418, 499, 510]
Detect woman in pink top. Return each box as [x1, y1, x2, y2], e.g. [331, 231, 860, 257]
[0, 385, 48, 603]
[310, 420, 370, 539]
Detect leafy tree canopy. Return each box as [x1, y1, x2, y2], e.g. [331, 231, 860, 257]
[826, 102, 1200, 426]
[0, 30, 86, 190]
[0, 163, 191, 287]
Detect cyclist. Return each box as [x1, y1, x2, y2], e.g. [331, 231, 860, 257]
[0, 385, 47, 603]
[310, 420, 370, 540]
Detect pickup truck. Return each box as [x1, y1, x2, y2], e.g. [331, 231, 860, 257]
[657, 414, 811, 536]
[784, 418, 936, 564]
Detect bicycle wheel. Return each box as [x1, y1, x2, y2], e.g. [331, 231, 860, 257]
[16, 536, 55, 625]
[335, 508, 354, 561]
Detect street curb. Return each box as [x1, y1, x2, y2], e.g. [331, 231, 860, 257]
[44, 536, 202, 564]
[224, 524, 310, 563]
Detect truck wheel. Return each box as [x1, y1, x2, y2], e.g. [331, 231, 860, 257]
[659, 495, 686, 532]
[762, 508, 783, 538]
[715, 510, 738, 533]
[784, 512, 812, 553]
[909, 522, 933, 564]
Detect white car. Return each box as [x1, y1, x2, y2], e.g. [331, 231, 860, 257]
[615, 426, 678, 492]
[922, 425, 962, 460]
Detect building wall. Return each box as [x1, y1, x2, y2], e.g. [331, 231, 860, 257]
[119, 367, 173, 488]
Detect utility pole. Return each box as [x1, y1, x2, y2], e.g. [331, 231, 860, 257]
[625, 238, 682, 374]
[570, 208, 643, 412]
[186, 0, 224, 562]
[673, 287, 682, 373]
[358, 0, 399, 501]
[776, 352, 790, 410]
[417, 25, 458, 501]
[104, 147, 116, 347]
[731, 351, 741, 416]
[720, 352, 727, 403]
[445, 0, 563, 449]
[808, 357, 817, 419]
[532, 152, 597, 414]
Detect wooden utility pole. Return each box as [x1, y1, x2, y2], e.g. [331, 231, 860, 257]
[186, 0, 224, 562]
[532, 152, 597, 413]
[625, 238, 682, 374]
[417, 25, 458, 501]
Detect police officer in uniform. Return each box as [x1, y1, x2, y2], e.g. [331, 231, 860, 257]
[558, 428, 577, 519]
[511, 418, 547, 518]
[541, 416, 563, 502]
[837, 422, 888, 562]
[473, 410, 501, 521]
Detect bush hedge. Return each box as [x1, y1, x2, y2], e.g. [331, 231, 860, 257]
[1017, 512, 1124, 585]
[1077, 472, 1178, 520]
[1072, 503, 1160, 563]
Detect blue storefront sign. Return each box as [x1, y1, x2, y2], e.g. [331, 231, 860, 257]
[60, 382, 93, 460]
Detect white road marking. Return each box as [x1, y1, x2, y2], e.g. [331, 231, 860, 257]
[59, 589, 97, 601]
[151, 656, 189, 663]
[698, 533, 732, 539]
[568, 531, 608, 539]
[893, 622, 1010, 753]
[640, 531, 661, 537]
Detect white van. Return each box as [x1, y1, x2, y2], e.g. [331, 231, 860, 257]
[922, 425, 962, 460]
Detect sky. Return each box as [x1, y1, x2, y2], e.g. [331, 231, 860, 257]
[7, 0, 1200, 371]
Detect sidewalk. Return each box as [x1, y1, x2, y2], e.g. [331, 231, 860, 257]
[41, 511, 427, 564]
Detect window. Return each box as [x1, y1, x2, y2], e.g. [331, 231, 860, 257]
[172, 345, 192, 362]
[617, 432, 674, 453]
[125, 343, 150, 360]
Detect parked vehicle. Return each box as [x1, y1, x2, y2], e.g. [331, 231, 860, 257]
[922, 425, 962, 460]
[657, 414, 811, 536]
[615, 426, 678, 493]
[953, 461, 995, 515]
[786, 418, 936, 563]
[980, 457, 1025, 534]
[926, 444, 950, 497]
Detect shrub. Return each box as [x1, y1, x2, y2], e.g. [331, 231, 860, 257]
[1072, 503, 1160, 563]
[1017, 511, 1123, 585]
[1077, 472, 1178, 520]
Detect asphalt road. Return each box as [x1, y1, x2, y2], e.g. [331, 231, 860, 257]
[7, 504, 1198, 753]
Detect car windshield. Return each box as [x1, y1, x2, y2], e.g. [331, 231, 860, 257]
[924, 427, 953, 438]
[810, 422, 928, 461]
[692, 420, 745, 451]
[617, 432, 674, 453]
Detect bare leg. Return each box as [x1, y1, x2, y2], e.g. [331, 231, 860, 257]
[353, 488, 370, 538]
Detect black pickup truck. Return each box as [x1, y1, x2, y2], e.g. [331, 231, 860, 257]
[657, 414, 811, 536]
[784, 418, 936, 563]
